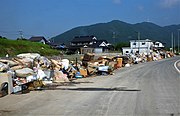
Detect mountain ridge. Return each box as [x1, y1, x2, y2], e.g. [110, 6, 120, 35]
[51, 20, 180, 47]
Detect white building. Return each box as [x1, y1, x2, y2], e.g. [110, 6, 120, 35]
[122, 39, 154, 55]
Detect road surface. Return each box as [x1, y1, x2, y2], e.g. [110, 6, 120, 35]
[0, 56, 179, 116]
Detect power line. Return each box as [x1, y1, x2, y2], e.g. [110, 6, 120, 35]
[171, 32, 174, 53]
[0, 30, 34, 39]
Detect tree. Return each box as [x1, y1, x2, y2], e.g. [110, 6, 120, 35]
[114, 42, 129, 51]
[16, 38, 27, 40]
[0, 36, 7, 39]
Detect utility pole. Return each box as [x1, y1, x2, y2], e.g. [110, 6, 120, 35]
[19, 30, 23, 39]
[174, 36, 176, 53]
[171, 32, 174, 53]
[113, 32, 116, 44]
[178, 29, 180, 53]
[138, 32, 140, 53]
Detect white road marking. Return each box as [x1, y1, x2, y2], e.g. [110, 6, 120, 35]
[174, 59, 180, 74]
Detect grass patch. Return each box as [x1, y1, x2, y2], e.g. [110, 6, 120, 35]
[0, 38, 60, 57]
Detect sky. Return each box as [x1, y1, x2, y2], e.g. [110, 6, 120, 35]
[0, 0, 180, 39]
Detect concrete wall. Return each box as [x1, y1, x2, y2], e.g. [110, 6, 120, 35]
[94, 48, 103, 53]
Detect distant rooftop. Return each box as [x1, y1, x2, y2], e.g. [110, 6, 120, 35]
[71, 35, 97, 42]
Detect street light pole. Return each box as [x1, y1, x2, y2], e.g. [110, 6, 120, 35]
[174, 36, 176, 53]
[138, 32, 140, 53]
[135, 31, 140, 54]
[113, 32, 116, 44]
[178, 29, 180, 54]
[171, 32, 174, 53]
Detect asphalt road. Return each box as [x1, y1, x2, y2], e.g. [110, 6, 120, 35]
[0, 56, 179, 116]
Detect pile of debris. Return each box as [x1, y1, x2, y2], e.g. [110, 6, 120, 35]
[0, 50, 175, 97]
[0, 53, 127, 96]
[126, 50, 175, 64]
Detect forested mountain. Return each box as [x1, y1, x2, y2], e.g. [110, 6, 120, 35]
[51, 20, 180, 47]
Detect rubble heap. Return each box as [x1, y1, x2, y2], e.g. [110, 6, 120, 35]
[0, 51, 175, 97]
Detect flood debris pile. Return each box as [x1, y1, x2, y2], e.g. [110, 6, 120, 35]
[0, 51, 175, 97]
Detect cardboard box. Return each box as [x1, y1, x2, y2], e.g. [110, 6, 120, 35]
[79, 68, 88, 77]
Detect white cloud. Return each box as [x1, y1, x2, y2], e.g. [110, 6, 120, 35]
[112, 0, 122, 5]
[160, 0, 180, 8]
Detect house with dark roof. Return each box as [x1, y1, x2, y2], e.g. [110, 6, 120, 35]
[69, 35, 112, 54]
[70, 35, 97, 46]
[29, 36, 49, 44]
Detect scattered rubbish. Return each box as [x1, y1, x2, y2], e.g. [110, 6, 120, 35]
[53, 70, 69, 83]
[15, 68, 34, 78]
[75, 72, 83, 78]
[125, 63, 131, 67]
[0, 50, 174, 97]
[0, 62, 9, 72]
[0, 82, 8, 97]
[79, 68, 88, 77]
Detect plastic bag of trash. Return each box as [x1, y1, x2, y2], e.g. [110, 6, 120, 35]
[26, 75, 37, 82]
[125, 63, 131, 67]
[61, 59, 69, 70]
[15, 68, 34, 78]
[37, 69, 47, 80]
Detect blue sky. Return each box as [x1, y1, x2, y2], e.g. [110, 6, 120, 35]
[0, 0, 180, 39]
